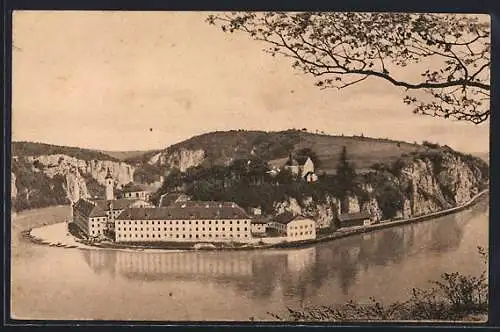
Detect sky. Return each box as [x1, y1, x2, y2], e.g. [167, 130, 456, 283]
[11, 11, 490, 153]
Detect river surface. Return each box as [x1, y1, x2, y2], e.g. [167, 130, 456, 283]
[11, 197, 489, 321]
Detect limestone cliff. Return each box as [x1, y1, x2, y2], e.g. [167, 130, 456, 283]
[148, 148, 205, 173]
[272, 149, 486, 225]
[273, 195, 341, 229]
[12, 154, 134, 210]
[26, 154, 134, 188]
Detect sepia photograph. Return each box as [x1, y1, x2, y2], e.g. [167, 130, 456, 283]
[10, 11, 490, 322]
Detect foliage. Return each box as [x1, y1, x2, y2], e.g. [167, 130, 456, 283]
[133, 163, 164, 184]
[294, 147, 320, 168]
[268, 247, 488, 321]
[12, 159, 70, 211]
[12, 141, 119, 161]
[208, 12, 490, 124]
[336, 146, 356, 202]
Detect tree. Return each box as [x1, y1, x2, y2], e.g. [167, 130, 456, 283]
[294, 147, 321, 169]
[207, 12, 490, 124]
[336, 146, 356, 200]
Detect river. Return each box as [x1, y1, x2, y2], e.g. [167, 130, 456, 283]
[10, 196, 489, 321]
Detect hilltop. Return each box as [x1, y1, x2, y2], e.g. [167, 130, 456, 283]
[127, 129, 427, 174]
[12, 141, 120, 162]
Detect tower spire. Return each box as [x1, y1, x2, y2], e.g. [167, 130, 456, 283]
[105, 168, 114, 200]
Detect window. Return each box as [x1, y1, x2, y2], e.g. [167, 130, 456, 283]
[195, 221, 198, 225]
[202, 221, 205, 225]
[209, 221, 211, 225]
[183, 234, 186, 238]
[176, 228, 179, 231]
[152, 234, 155, 238]
[202, 228, 205, 231]
[230, 227, 232, 231]
[189, 221, 191, 225]
[146, 234, 149, 238]
[237, 221, 240, 224]
[209, 228, 211, 231]
[237, 227, 240, 231]
[209, 234, 212, 238]
[189, 234, 192, 238]
[170, 227, 173, 231]
[182, 227, 185, 231]
[230, 221, 233, 225]
[140, 228, 143, 231]
[182, 221, 185, 225]
[176, 234, 179, 238]
[222, 227, 225, 231]
[117, 227, 120, 231]
[146, 221, 149, 225]
[215, 227, 218, 231]
[176, 221, 179, 225]
[215, 221, 218, 224]
[164, 227, 167, 231]
[196, 235, 199, 238]
[135, 228, 137, 231]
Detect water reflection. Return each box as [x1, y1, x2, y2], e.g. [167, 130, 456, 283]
[80, 199, 488, 301]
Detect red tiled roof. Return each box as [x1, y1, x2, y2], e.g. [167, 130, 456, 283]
[117, 203, 250, 221]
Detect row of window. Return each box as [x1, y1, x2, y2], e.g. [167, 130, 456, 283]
[116, 226, 248, 232]
[289, 224, 314, 230]
[116, 219, 249, 226]
[116, 233, 250, 239]
[288, 231, 314, 237]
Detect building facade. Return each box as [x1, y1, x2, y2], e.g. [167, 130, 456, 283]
[120, 182, 151, 201]
[285, 216, 317, 241]
[115, 202, 253, 243]
[72, 198, 150, 238]
[338, 211, 372, 228]
[250, 217, 268, 235]
[267, 212, 317, 242]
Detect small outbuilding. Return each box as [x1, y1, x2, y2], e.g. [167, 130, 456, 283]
[338, 211, 372, 228]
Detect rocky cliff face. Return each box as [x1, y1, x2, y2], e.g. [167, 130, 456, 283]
[148, 148, 205, 173]
[272, 149, 486, 225]
[26, 154, 134, 188]
[12, 154, 134, 210]
[64, 167, 90, 203]
[274, 195, 341, 229]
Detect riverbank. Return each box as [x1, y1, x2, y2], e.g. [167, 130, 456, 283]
[25, 189, 488, 252]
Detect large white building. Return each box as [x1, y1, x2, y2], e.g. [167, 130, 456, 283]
[267, 212, 317, 242]
[73, 198, 151, 237]
[114, 201, 253, 243]
[72, 169, 150, 238]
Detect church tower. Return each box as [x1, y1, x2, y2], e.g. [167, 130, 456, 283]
[105, 168, 114, 201]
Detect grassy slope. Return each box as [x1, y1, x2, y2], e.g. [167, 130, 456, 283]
[98, 150, 159, 161]
[127, 130, 425, 172]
